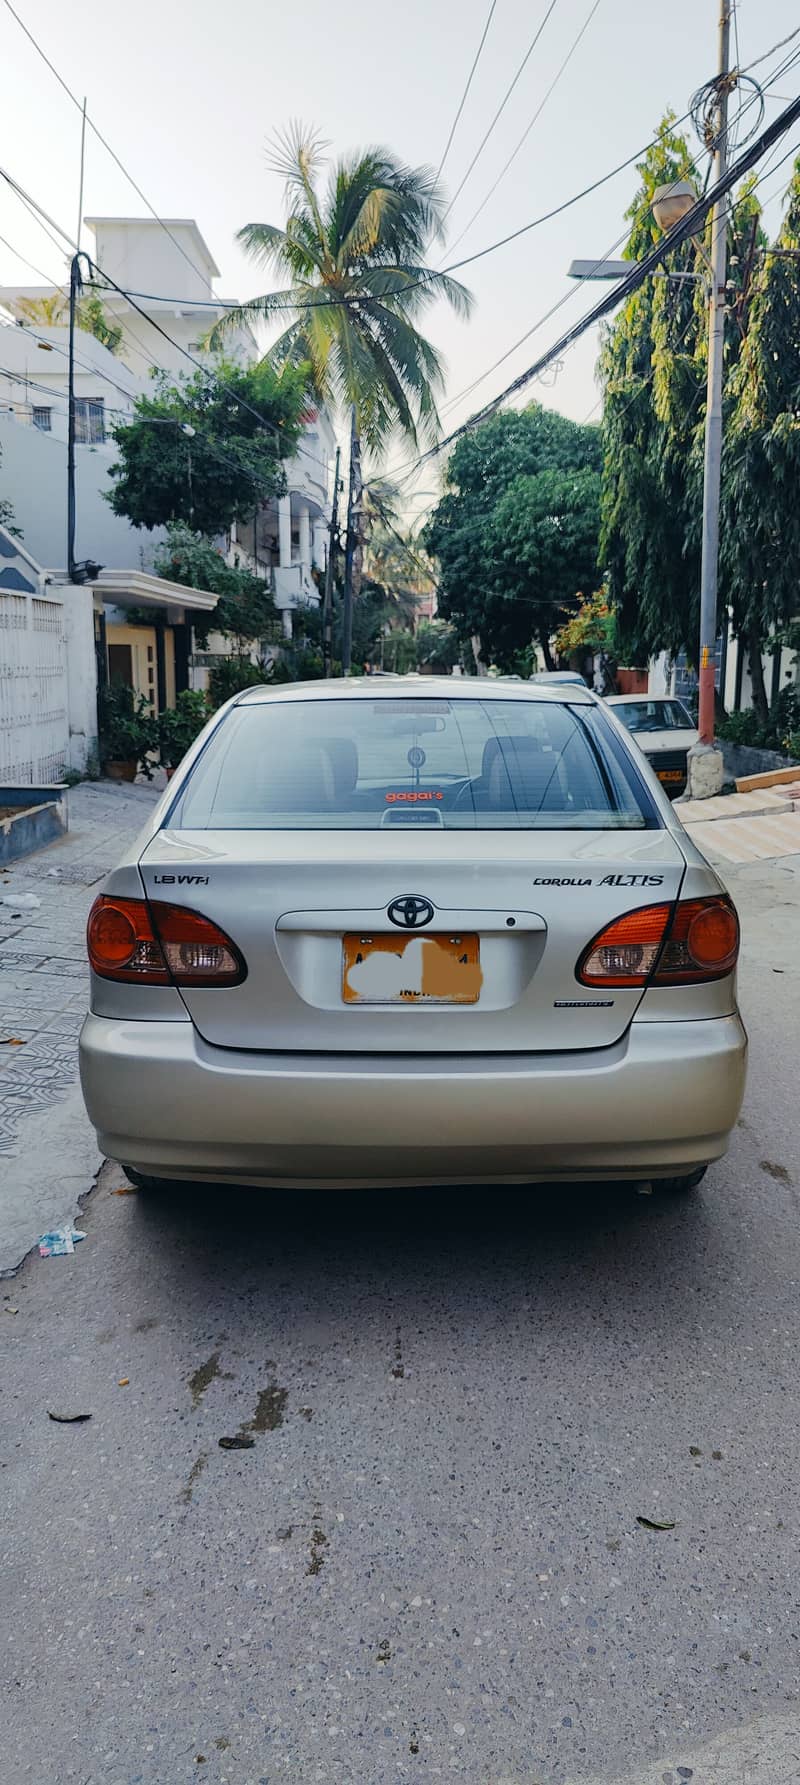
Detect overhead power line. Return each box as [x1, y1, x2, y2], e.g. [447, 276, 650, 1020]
[435, 0, 499, 183]
[411, 85, 800, 470]
[1, 0, 210, 286]
[448, 0, 603, 253]
[442, 0, 562, 223]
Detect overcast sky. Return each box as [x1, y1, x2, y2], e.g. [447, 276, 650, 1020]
[2, 0, 799, 503]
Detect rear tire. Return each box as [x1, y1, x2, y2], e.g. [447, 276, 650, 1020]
[661, 1166, 707, 1194]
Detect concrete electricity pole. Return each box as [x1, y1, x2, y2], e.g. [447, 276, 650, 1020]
[322, 445, 341, 677]
[341, 408, 362, 676]
[689, 0, 732, 799]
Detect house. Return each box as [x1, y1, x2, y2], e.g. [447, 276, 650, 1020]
[0, 523, 220, 782]
[0, 214, 335, 712]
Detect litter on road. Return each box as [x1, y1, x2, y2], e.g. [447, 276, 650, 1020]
[38, 1227, 87, 1258]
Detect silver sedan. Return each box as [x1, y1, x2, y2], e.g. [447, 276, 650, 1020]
[80, 678, 746, 1190]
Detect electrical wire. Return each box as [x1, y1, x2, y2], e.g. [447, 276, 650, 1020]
[405, 86, 800, 474]
[0, 229, 68, 292]
[740, 24, 800, 78]
[1, 0, 210, 287]
[435, 0, 499, 182]
[447, 0, 603, 254]
[442, 0, 561, 223]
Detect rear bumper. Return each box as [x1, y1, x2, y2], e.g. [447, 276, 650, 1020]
[79, 1012, 747, 1188]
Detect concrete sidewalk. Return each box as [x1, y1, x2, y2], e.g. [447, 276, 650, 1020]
[0, 779, 159, 1274]
[678, 785, 800, 864]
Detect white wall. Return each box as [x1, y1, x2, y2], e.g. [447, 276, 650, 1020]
[0, 411, 164, 572]
[87, 220, 217, 303]
[0, 321, 139, 442]
[0, 531, 96, 780]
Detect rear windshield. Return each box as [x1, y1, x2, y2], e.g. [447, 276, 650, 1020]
[614, 699, 694, 733]
[171, 696, 658, 831]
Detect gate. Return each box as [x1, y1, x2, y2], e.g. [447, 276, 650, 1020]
[0, 534, 68, 784]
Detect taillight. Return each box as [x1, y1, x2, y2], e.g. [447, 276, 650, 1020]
[87, 896, 245, 986]
[577, 896, 739, 988]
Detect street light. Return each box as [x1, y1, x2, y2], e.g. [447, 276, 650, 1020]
[651, 179, 697, 233]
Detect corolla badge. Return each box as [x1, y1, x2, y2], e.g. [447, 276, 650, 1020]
[388, 895, 435, 929]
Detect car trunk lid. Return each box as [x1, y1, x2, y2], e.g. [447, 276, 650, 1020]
[138, 827, 687, 1053]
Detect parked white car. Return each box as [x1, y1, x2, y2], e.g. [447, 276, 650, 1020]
[605, 696, 699, 799]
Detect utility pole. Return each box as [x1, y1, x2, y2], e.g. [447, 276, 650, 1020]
[691, 0, 731, 797]
[341, 407, 361, 676]
[67, 252, 82, 583]
[322, 444, 341, 677]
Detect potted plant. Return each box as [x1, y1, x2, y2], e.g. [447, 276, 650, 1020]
[98, 683, 157, 781]
[158, 689, 209, 777]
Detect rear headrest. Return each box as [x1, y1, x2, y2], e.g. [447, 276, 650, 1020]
[485, 735, 558, 811]
[322, 736, 358, 797]
[258, 743, 335, 811]
[481, 735, 543, 778]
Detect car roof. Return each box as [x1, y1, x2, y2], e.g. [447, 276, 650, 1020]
[237, 674, 597, 707]
[606, 693, 684, 705]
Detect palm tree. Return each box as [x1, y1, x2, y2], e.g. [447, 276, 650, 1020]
[15, 292, 69, 326]
[211, 126, 472, 458]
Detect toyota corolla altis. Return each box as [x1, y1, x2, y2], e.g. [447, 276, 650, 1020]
[80, 679, 747, 1191]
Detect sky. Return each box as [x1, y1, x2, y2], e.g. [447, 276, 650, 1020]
[2, 0, 799, 513]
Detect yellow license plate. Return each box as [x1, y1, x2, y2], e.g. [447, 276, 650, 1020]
[342, 933, 481, 1004]
[658, 769, 684, 783]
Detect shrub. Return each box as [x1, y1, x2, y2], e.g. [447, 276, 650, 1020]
[207, 654, 268, 708]
[157, 689, 210, 768]
[98, 683, 158, 777]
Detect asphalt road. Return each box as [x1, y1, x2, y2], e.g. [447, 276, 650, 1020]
[2, 854, 800, 1785]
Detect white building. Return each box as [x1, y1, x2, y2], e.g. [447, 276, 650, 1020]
[0, 214, 336, 716]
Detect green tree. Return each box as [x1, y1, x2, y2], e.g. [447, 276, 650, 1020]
[153, 524, 280, 650]
[211, 126, 471, 459]
[720, 157, 800, 729]
[108, 358, 306, 534]
[15, 286, 123, 353]
[416, 617, 458, 671]
[599, 116, 767, 669]
[598, 115, 703, 662]
[425, 404, 602, 669]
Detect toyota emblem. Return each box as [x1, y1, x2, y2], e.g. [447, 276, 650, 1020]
[388, 895, 435, 929]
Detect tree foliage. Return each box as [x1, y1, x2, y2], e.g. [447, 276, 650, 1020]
[598, 116, 704, 661]
[107, 358, 307, 534]
[153, 524, 280, 649]
[424, 404, 602, 669]
[598, 114, 776, 677]
[719, 158, 800, 725]
[212, 125, 472, 456]
[554, 590, 616, 659]
[415, 617, 459, 671]
[14, 286, 123, 353]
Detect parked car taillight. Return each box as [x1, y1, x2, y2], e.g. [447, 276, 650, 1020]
[577, 896, 739, 988]
[87, 896, 246, 987]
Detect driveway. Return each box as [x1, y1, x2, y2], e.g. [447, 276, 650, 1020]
[1, 798, 799, 1784]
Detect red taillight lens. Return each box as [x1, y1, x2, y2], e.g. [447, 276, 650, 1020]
[577, 896, 739, 988]
[87, 896, 245, 986]
[578, 903, 672, 987]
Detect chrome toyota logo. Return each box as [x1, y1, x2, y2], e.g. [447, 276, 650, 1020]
[388, 895, 435, 929]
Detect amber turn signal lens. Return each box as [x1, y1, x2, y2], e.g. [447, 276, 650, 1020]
[657, 897, 739, 982]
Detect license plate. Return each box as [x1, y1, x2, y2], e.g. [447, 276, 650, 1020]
[342, 933, 481, 1004]
[657, 769, 684, 783]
